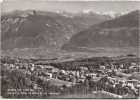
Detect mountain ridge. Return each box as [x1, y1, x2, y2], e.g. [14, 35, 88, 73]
[62, 10, 140, 51]
[1, 10, 111, 50]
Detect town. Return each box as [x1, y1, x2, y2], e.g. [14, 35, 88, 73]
[1, 55, 140, 98]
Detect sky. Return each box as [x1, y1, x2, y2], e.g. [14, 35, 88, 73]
[1, 0, 140, 13]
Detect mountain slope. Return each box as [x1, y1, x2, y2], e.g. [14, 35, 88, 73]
[1, 10, 110, 50]
[62, 10, 140, 51]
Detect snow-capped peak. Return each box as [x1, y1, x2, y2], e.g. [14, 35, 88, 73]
[56, 9, 129, 18]
[55, 10, 73, 18]
[101, 11, 119, 18]
[81, 9, 129, 18]
[82, 9, 93, 13]
[96, 11, 130, 18]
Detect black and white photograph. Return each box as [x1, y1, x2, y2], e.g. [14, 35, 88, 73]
[1, 0, 140, 99]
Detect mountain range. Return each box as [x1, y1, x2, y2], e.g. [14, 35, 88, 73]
[1, 10, 111, 50]
[76, 9, 128, 18]
[1, 10, 139, 58]
[54, 10, 128, 18]
[62, 10, 140, 51]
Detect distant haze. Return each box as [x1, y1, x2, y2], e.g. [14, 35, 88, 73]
[2, 1, 140, 13]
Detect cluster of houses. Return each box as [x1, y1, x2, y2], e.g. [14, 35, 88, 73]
[1, 56, 140, 98]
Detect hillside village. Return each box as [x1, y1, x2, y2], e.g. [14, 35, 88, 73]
[1, 55, 140, 98]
